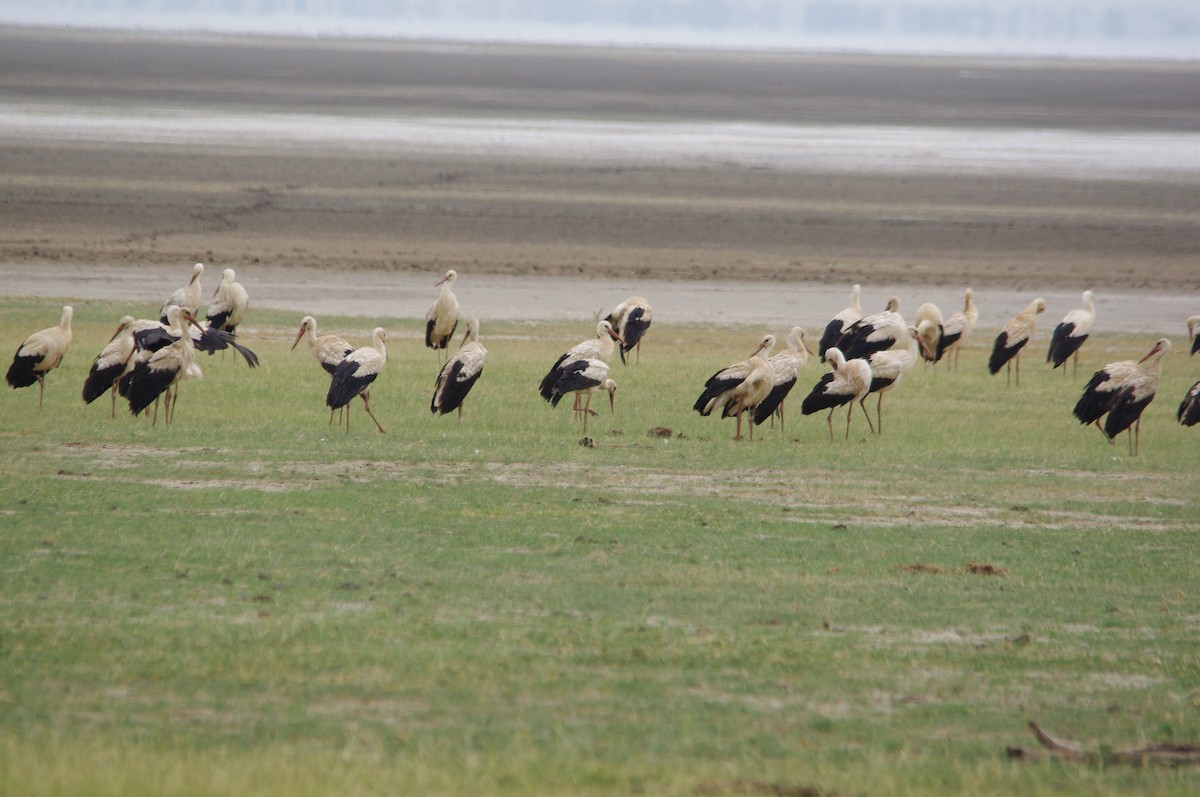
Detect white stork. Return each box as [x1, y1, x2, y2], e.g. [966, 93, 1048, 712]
[538, 320, 623, 409]
[864, 325, 930, 434]
[327, 327, 388, 434]
[135, 308, 258, 367]
[425, 269, 460, 358]
[159, 262, 204, 323]
[1187, 315, 1200, 356]
[936, 287, 978, 370]
[6, 305, 73, 408]
[432, 318, 487, 421]
[1074, 338, 1171, 454]
[913, 303, 943, 365]
[206, 268, 249, 335]
[1047, 290, 1096, 374]
[1178, 378, 1200, 427]
[292, 315, 358, 426]
[548, 357, 616, 434]
[122, 306, 205, 425]
[800, 346, 874, 442]
[818, 284, 862, 362]
[82, 315, 136, 417]
[693, 334, 775, 441]
[605, 296, 653, 364]
[835, 296, 905, 361]
[752, 326, 813, 432]
[988, 297, 1046, 386]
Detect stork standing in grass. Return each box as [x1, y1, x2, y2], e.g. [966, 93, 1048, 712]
[913, 303, 943, 365]
[292, 315, 357, 426]
[539, 320, 622, 410]
[1047, 290, 1095, 375]
[432, 318, 487, 421]
[1188, 315, 1200, 356]
[693, 334, 775, 441]
[206, 267, 249, 335]
[753, 326, 812, 433]
[818, 284, 862, 362]
[864, 325, 929, 434]
[548, 357, 616, 434]
[122, 306, 205, 425]
[327, 327, 388, 434]
[425, 269, 459, 358]
[801, 346, 874, 442]
[1073, 338, 1170, 454]
[82, 315, 136, 417]
[937, 288, 978, 370]
[605, 296, 653, 364]
[1178, 377, 1200, 427]
[159, 262, 204, 323]
[988, 297, 1046, 386]
[835, 296, 905, 361]
[6, 305, 73, 408]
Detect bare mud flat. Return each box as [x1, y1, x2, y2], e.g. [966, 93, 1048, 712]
[1, 27, 1198, 332]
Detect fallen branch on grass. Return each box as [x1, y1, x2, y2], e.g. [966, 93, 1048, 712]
[1007, 721, 1200, 766]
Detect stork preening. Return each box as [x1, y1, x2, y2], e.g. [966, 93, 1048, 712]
[913, 303, 943, 365]
[206, 268, 249, 335]
[605, 296, 653, 364]
[752, 326, 813, 432]
[6, 305, 73, 408]
[1179, 378, 1200, 427]
[159, 262, 204, 323]
[548, 357, 616, 434]
[134, 310, 258, 367]
[1073, 338, 1171, 454]
[1047, 290, 1095, 374]
[863, 325, 929, 434]
[82, 315, 136, 417]
[122, 306, 205, 425]
[693, 334, 775, 441]
[936, 288, 978, 370]
[431, 318, 487, 421]
[834, 296, 905, 361]
[1188, 315, 1200, 356]
[818, 284, 862, 362]
[988, 297, 1046, 386]
[327, 327, 388, 434]
[538, 320, 622, 408]
[425, 269, 460, 358]
[800, 346, 874, 442]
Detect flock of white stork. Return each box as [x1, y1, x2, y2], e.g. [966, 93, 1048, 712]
[5, 264, 1200, 452]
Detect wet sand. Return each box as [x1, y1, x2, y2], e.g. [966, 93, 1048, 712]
[1, 26, 1198, 330]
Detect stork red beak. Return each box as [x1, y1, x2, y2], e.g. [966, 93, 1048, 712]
[107, 324, 125, 343]
[607, 326, 625, 344]
[290, 327, 305, 351]
[608, 390, 616, 414]
[434, 275, 449, 286]
[1138, 343, 1162, 363]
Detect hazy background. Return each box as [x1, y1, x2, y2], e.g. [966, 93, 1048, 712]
[3, 0, 1199, 59]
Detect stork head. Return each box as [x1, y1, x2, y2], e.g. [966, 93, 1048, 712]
[109, 316, 136, 342]
[752, 334, 775, 360]
[1187, 315, 1200, 340]
[460, 318, 480, 348]
[60, 305, 74, 328]
[599, 320, 625, 345]
[435, 269, 457, 287]
[910, 325, 934, 360]
[190, 262, 204, 283]
[604, 379, 617, 414]
[825, 347, 845, 371]
[885, 296, 900, 313]
[1139, 338, 1171, 364]
[292, 316, 316, 350]
[1032, 298, 1047, 315]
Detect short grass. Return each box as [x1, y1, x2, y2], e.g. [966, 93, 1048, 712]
[2, 297, 1198, 796]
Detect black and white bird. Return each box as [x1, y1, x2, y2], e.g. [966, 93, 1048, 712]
[6, 305, 73, 409]
[425, 269, 460, 357]
[800, 346, 874, 442]
[327, 327, 388, 434]
[206, 267, 249, 335]
[605, 296, 653, 364]
[134, 309, 258, 367]
[292, 315, 358, 426]
[548, 357, 616, 434]
[1178, 377, 1200, 427]
[1073, 338, 1171, 454]
[864, 325, 930, 434]
[835, 296, 905, 361]
[936, 287, 978, 370]
[988, 297, 1046, 386]
[82, 315, 137, 417]
[539, 320, 622, 406]
[431, 318, 487, 421]
[694, 334, 776, 441]
[752, 326, 812, 432]
[818, 284, 862, 362]
[1187, 315, 1200, 356]
[913, 303, 943, 364]
[1047, 290, 1095, 374]
[159, 262, 204, 323]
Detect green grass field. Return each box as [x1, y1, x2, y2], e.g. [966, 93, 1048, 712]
[2, 297, 1198, 796]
